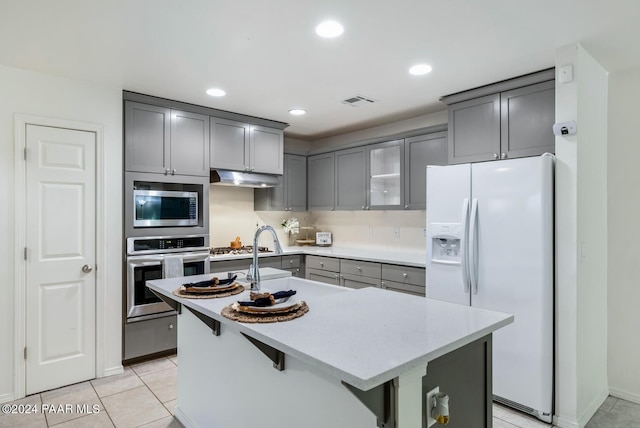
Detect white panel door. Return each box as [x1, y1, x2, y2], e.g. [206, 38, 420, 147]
[425, 163, 471, 305]
[470, 155, 554, 414]
[25, 124, 96, 395]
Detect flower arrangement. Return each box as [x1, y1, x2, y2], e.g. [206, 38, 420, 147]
[281, 217, 300, 235]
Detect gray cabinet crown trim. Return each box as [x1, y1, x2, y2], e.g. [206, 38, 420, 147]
[123, 91, 289, 130]
[440, 68, 555, 105]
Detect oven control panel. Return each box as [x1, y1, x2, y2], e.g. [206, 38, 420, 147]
[127, 235, 209, 255]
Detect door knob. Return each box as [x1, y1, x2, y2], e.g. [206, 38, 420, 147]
[82, 264, 93, 273]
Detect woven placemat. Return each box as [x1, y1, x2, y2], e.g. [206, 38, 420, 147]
[221, 301, 309, 323]
[172, 284, 245, 299]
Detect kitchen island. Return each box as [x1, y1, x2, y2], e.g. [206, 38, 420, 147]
[147, 273, 512, 428]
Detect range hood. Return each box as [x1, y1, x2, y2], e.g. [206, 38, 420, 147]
[209, 169, 280, 188]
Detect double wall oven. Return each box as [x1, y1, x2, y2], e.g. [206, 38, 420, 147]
[123, 172, 210, 362]
[126, 235, 210, 321]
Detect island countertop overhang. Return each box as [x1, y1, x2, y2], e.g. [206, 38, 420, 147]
[146, 274, 513, 391]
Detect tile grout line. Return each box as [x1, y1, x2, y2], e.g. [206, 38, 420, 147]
[88, 378, 116, 428]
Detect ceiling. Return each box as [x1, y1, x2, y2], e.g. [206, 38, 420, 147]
[1, 0, 639, 141]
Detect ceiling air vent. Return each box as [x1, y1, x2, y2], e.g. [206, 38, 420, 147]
[341, 94, 378, 107]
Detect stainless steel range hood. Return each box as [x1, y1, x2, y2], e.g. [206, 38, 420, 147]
[209, 169, 280, 188]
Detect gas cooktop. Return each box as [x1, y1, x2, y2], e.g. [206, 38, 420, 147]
[210, 246, 272, 256]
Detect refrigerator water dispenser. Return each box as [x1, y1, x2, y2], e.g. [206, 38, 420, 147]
[429, 223, 463, 265]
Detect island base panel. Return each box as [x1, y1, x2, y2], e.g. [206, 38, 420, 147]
[422, 335, 493, 428]
[175, 308, 377, 428]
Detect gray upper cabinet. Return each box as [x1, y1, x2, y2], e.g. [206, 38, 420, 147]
[500, 80, 555, 159]
[335, 147, 367, 210]
[210, 118, 250, 172]
[170, 110, 210, 176]
[404, 131, 448, 210]
[255, 153, 307, 211]
[307, 152, 335, 211]
[447, 94, 501, 164]
[443, 69, 555, 165]
[125, 101, 209, 177]
[251, 125, 284, 174]
[210, 118, 283, 174]
[367, 139, 404, 210]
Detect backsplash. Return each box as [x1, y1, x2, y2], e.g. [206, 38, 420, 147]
[209, 186, 426, 252]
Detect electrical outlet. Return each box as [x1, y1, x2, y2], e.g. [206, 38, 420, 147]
[393, 226, 400, 239]
[425, 386, 439, 427]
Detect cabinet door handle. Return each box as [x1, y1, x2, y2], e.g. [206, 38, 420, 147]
[356, 266, 361, 271]
[165, 168, 170, 175]
[403, 273, 408, 278]
[172, 169, 176, 175]
[404, 205, 409, 209]
[366, 206, 369, 210]
[493, 153, 498, 160]
[501, 153, 507, 159]
[381, 281, 386, 289]
[320, 262, 324, 267]
[289, 259, 294, 264]
[362, 205, 365, 210]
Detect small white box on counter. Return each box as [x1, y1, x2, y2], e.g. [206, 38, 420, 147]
[316, 232, 332, 246]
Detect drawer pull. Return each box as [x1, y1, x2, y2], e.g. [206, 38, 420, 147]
[356, 266, 361, 271]
[403, 273, 408, 278]
[320, 262, 324, 267]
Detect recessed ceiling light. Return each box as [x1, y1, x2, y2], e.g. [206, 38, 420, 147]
[315, 20, 344, 38]
[289, 109, 307, 116]
[409, 64, 433, 76]
[206, 88, 226, 97]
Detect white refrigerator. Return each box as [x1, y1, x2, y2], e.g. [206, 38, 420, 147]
[426, 154, 554, 422]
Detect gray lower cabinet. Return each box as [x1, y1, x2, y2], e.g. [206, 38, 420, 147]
[404, 132, 448, 210]
[305, 255, 340, 285]
[255, 154, 307, 211]
[210, 118, 283, 174]
[307, 152, 336, 211]
[443, 70, 555, 165]
[210, 255, 304, 278]
[335, 147, 367, 210]
[381, 264, 426, 296]
[305, 255, 426, 295]
[125, 101, 210, 176]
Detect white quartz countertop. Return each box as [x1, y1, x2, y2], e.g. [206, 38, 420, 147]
[210, 245, 426, 268]
[147, 271, 512, 390]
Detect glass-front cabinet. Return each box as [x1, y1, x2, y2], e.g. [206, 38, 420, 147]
[367, 139, 404, 210]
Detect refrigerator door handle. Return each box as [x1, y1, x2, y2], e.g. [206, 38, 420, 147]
[469, 198, 479, 295]
[461, 198, 470, 293]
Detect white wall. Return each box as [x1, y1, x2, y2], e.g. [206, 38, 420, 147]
[554, 44, 609, 428]
[0, 65, 123, 402]
[607, 66, 640, 403]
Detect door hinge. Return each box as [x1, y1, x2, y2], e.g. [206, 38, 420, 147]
[24, 347, 27, 360]
[24, 247, 27, 261]
[23, 147, 27, 161]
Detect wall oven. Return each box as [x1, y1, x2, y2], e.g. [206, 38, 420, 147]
[125, 234, 210, 322]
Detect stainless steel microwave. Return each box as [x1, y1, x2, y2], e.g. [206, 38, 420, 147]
[133, 189, 198, 227]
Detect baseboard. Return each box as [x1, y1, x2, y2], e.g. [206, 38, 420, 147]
[0, 392, 16, 405]
[577, 387, 609, 427]
[553, 415, 580, 428]
[101, 365, 125, 378]
[609, 387, 640, 404]
[553, 387, 609, 428]
[175, 408, 198, 428]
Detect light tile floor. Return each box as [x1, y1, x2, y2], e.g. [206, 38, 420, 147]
[1, 354, 638, 427]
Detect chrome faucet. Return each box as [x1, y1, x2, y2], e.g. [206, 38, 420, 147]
[247, 225, 283, 291]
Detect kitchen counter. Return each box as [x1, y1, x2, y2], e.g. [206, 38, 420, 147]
[210, 245, 426, 267]
[147, 272, 512, 428]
